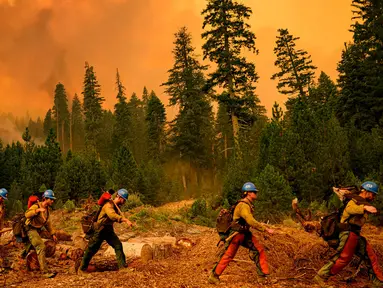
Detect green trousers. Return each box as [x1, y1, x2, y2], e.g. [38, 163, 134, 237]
[80, 225, 126, 271]
[25, 228, 49, 273]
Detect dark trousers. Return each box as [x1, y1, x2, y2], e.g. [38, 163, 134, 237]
[80, 225, 126, 270]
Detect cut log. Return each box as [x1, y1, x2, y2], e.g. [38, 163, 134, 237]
[56, 244, 84, 261]
[104, 242, 153, 263]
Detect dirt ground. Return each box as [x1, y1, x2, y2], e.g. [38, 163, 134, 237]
[1, 204, 382, 287]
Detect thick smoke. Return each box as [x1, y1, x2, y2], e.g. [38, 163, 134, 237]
[0, 0, 351, 123]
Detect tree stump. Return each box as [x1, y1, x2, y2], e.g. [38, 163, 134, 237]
[153, 243, 173, 260]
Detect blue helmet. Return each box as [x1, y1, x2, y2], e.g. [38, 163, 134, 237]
[0, 188, 8, 200]
[361, 181, 379, 194]
[43, 189, 56, 200]
[242, 182, 258, 193]
[117, 188, 129, 200]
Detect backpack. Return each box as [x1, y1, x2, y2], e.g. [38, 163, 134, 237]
[81, 194, 111, 235]
[12, 213, 27, 242]
[81, 208, 102, 235]
[319, 189, 367, 247]
[27, 195, 39, 209]
[216, 200, 251, 236]
[320, 212, 341, 241]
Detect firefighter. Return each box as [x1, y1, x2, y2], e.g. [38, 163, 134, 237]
[24, 189, 57, 278]
[78, 188, 133, 275]
[314, 181, 383, 288]
[209, 182, 274, 284]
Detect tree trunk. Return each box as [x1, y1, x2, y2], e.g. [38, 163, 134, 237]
[224, 134, 228, 160]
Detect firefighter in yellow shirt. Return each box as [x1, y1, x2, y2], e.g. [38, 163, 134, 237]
[209, 182, 274, 284]
[315, 181, 383, 287]
[24, 189, 57, 278]
[78, 189, 133, 275]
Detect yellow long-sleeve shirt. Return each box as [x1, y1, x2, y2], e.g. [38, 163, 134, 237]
[341, 199, 368, 227]
[233, 198, 265, 232]
[25, 203, 55, 235]
[96, 201, 123, 226]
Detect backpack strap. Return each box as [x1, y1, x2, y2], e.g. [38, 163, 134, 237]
[36, 202, 50, 225]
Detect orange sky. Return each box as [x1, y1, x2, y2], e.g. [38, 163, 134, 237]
[0, 0, 353, 119]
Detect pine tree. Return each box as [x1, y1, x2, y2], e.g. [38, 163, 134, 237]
[113, 69, 131, 150]
[271, 29, 316, 100]
[20, 127, 36, 199]
[127, 92, 147, 164]
[98, 110, 115, 161]
[202, 1, 259, 151]
[71, 94, 85, 152]
[336, 1, 383, 131]
[54, 153, 106, 202]
[112, 146, 140, 192]
[146, 91, 166, 159]
[272, 102, 284, 122]
[82, 62, 104, 152]
[253, 164, 294, 222]
[33, 129, 62, 191]
[43, 109, 54, 138]
[142, 86, 149, 107]
[2, 142, 23, 189]
[308, 71, 337, 118]
[52, 83, 70, 153]
[163, 27, 214, 169]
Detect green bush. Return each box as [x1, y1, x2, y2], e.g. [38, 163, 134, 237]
[253, 164, 294, 222]
[54, 199, 63, 210]
[308, 200, 328, 216]
[63, 200, 76, 212]
[190, 199, 207, 218]
[12, 200, 23, 214]
[122, 193, 143, 211]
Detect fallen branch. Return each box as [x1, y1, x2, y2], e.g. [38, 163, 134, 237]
[232, 259, 253, 264]
[296, 266, 317, 272]
[0, 228, 12, 236]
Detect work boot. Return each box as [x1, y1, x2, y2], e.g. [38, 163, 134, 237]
[77, 268, 92, 278]
[313, 275, 334, 288]
[43, 271, 57, 279]
[119, 266, 134, 273]
[258, 275, 277, 284]
[208, 272, 220, 285]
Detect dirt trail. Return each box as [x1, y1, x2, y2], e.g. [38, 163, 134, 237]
[1, 201, 381, 287]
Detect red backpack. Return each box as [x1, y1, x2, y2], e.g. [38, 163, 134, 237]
[27, 195, 39, 209]
[97, 191, 112, 206]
